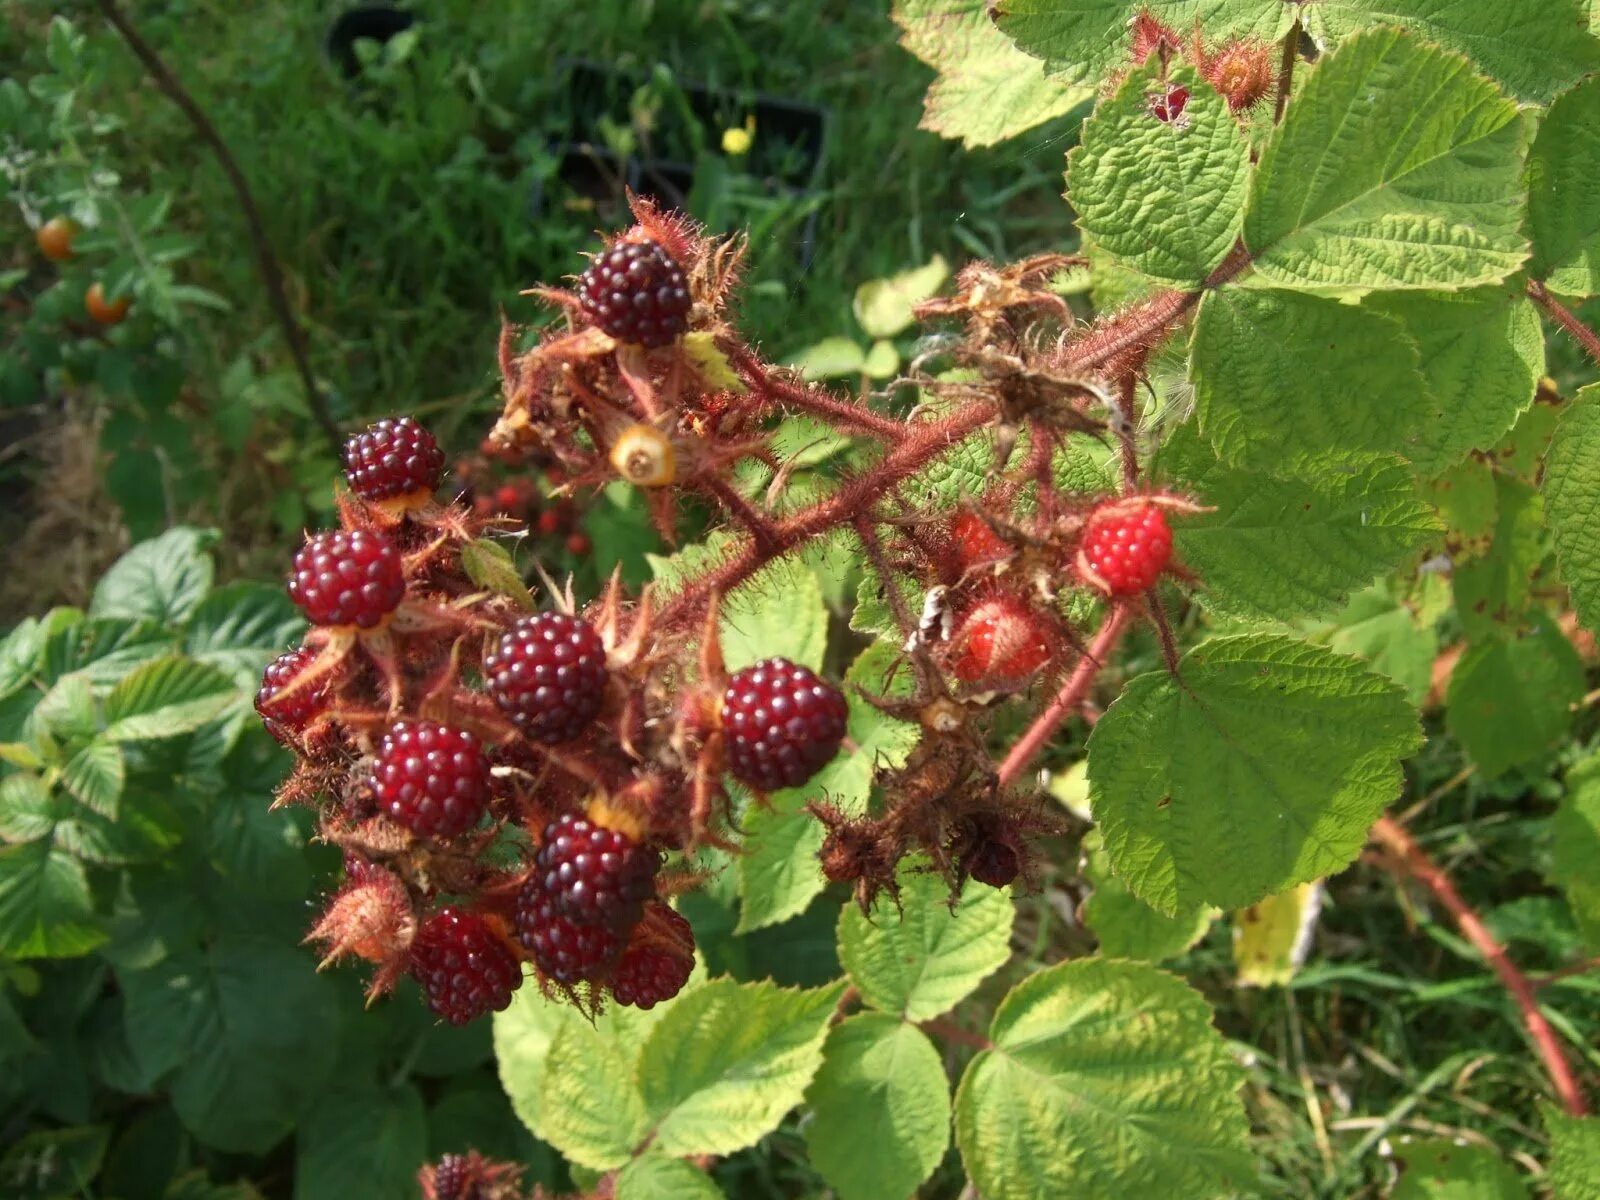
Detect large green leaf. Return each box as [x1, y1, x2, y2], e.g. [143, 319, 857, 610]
[1067, 64, 1248, 287]
[1550, 753, 1600, 956]
[892, 0, 1091, 148]
[1088, 634, 1421, 915]
[120, 937, 338, 1152]
[719, 555, 828, 673]
[536, 1014, 652, 1169]
[101, 657, 237, 743]
[1188, 289, 1431, 470]
[1451, 475, 1546, 642]
[1163, 429, 1438, 619]
[1545, 385, 1600, 636]
[1530, 78, 1600, 296]
[954, 959, 1251, 1200]
[1366, 283, 1545, 476]
[1081, 829, 1214, 961]
[1445, 618, 1585, 779]
[616, 1154, 724, 1200]
[853, 256, 949, 341]
[60, 739, 124, 819]
[1544, 1105, 1600, 1200]
[1305, 584, 1439, 708]
[838, 867, 1014, 1021]
[1243, 28, 1528, 290]
[1311, 0, 1600, 102]
[805, 1014, 951, 1200]
[0, 840, 102, 958]
[1389, 1139, 1530, 1198]
[0, 1125, 110, 1197]
[184, 583, 305, 687]
[0, 773, 65, 844]
[295, 1085, 426, 1200]
[991, 0, 1288, 84]
[89, 527, 217, 627]
[636, 978, 844, 1157]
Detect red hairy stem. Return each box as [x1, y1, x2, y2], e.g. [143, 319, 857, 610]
[1274, 22, 1299, 122]
[699, 476, 781, 553]
[657, 400, 999, 633]
[729, 345, 907, 440]
[920, 1017, 994, 1051]
[995, 603, 1135, 788]
[1528, 280, 1600, 369]
[1370, 815, 1591, 1117]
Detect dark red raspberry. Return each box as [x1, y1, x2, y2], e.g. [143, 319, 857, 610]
[1149, 84, 1190, 123]
[576, 239, 692, 348]
[254, 646, 328, 745]
[343, 416, 445, 502]
[966, 840, 1019, 888]
[484, 613, 608, 742]
[1079, 502, 1174, 596]
[288, 528, 406, 629]
[535, 813, 657, 930]
[951, 595, 1053, 683]
[612, 904, 695, 1010]
[408, 908, 522, 1025]
[374, 720, 491, 838]
[426, 1155, 475, 1200]
[721, 658, 848, 792]
[514, 878, 620, 984]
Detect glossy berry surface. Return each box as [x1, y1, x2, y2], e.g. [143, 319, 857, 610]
[254, 646, 328, 745]
[408, 908, 522, 1025]
[967, 840, 1020, 888]
[952, 596, 1052, 682]
[535, 813, 657, 930]
[484, 613, 608, 742]
[344, 416, 445, 501]
[951, 511, 1010, 571]
[1080, 503, 1173, 596]
[514, 879, 620, 984]
[722, 658, 848, 792]
[428, 1155, 473, 1200]
[576, 239, 691, 348]
[374, 720, 491, 838]
[612, 904, 695, 1010]
[288, 528, 406, 628]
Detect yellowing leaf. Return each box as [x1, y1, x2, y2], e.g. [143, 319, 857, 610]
[1232, 881, 1322, 987]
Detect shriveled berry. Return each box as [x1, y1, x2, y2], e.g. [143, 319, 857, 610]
[255, 646, 328, 745]
[576, 239, 692, 348]
[951, 595, 1053, 683]
[514, 878, 620, 984]
[722, 658, 848, 792]
[485, 613, 609, 742]
[535, 813, 657, 930]
[288, 528, 406, 628]
[612, 904, 695, 1010]
[1079, 503, 1173, 596]
[408, 908, 522, 1025]
[1201, 38, 1275, 112]
[967, 840, 1019, 888]
[374, 720, 491, 838]
[344, 416, 445, 501]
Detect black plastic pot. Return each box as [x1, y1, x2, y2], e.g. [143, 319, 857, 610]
[325, 5, 417, 80]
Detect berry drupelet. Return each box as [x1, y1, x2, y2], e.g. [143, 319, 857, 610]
[721, 658, 848, 792]
[288, 528, 406, 629]
[484, 613, 609, 742]
[576, 239, 692, 348]
[344, 416, 445, 502]
[408, 908, 522, 1025]
[534, 812, 658, 930]
[374, 719, 492, 838]
[254, 646, 329, 745]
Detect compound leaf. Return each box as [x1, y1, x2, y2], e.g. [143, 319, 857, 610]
[89, 527, 217, 627]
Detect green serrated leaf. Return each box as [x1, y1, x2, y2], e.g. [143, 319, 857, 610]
[1366, 283, 1544, 476]
[1164, 429, 1437, 619]
[1088, 634, 1422, 915]
[459, 539, 536, 612]
[1446, 618, 1585, 779]
[787, 337, 866, 381]
[1311, 0, 1599, 103]
[60, 738, 124, 818]
[1068, 64, 1249, 286]
[838, 867, 1013, 1021]
[0, 774, 63, 843]
[954, 959, 1251, 1200]
[1452, 475, 1546, 642]
[1546, 385, 1600, 637]
[0, 1125, 110, 1197]
[893, 0, 1092, 148]
[184, 583, 305, 687]
[1081, 828, 1214, 961]
[1530, 78, 1600, 296]
[1389, 1138, 1530, 1198]
[637, 978, 844, 1157]
[720, 557, 827, 672]
[853, 256, 949, 340]
[1233, 881, 1322, 987]
[89, 527, 217, 626]
[1550, 753, 1600, 955]
[101, 657, 236, 742]
[1545, 1105, 1600, 1199]
[0, 840, 104, 959]
[615, 1153, 724, 1200]
[536, 1018, 650, 1169]
[1243, 28, 1528, 290]
[1306, 584, 1440, 708]
[1189, 288, 1431, 470]
[295, 1086, 426, 1200]
[805, 1014, 951, 1200]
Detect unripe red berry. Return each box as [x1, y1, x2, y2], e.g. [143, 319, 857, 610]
[343, 416, 444, 502]
[721, 658, 848, 792]
[408, 908, 522, 1025]
[255, 646, 329, 745]
[950, 511, 1011, 572]
[1078, 502, 1174, 596]
[1200, 38, 1275, 112]
[374, 719, 492, 838]
[565, 532, 591, 556]
[537, 509, 563, 536]
[484, 613, 609, 742]
[576, 239, 692, 348]
[288, 528, 406, 629]
[951, 596, 1053, 683]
